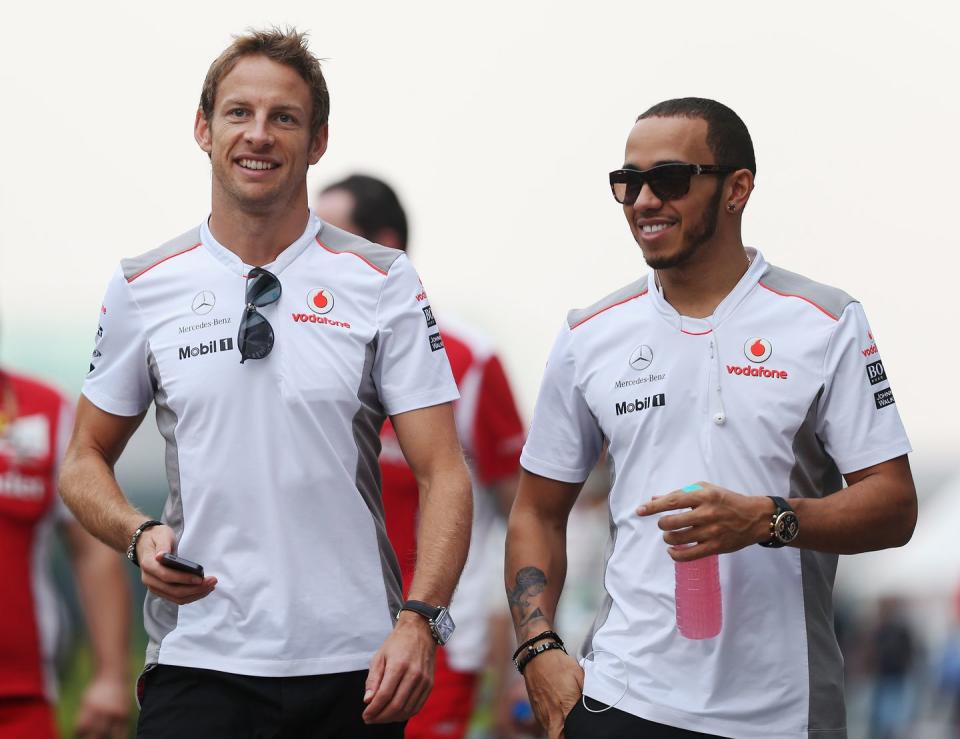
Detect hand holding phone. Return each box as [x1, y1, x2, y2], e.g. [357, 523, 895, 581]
[160, 552, 204, 578]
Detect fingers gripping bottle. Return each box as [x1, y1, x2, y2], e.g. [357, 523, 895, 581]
[674, 484, 722, 639]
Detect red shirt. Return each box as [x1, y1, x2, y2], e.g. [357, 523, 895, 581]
[379, 322, 524, 594]
[0, 370, 71, 700]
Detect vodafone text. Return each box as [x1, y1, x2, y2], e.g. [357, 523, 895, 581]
[862, 344, 879, 357]
[726, 365, 788, 380]
[292, 313, 351, 329]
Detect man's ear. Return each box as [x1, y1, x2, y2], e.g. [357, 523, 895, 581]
[725, 168, 755, 212]
[308, 124, 329, 165]
[194, 108, 213, 155]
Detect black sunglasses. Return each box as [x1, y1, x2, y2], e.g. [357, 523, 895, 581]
[609, 163, 737, 205]
[238, 267, 282, 364]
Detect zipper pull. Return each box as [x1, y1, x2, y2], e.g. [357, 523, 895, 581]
[709, 340, 714, 359]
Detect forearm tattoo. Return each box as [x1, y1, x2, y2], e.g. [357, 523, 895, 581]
[508, 566, 548, 628]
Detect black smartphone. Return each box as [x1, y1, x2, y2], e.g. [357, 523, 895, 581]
[160, 552, 205, 578]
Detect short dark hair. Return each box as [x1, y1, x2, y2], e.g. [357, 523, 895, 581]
[322, 174, 409, 251]
[638, 98, 756, 175]
[200, 27, 330, 139]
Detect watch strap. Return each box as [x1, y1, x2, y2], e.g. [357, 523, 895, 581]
[398, 599, 443, 621]
[758, 496, 794, 548]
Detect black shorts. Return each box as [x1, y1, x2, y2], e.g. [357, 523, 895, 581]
[137, 664, 405, 739]
[564, 696, 731, 739]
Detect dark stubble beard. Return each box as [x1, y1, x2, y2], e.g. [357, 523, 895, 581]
[643, 181, 724, 270]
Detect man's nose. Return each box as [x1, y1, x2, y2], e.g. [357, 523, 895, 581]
[244, 115, 274, 147]
[631, 181, 663, 213]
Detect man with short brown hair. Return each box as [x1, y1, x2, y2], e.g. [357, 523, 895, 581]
[60, 28, 472, 738]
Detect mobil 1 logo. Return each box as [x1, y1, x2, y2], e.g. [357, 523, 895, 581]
[179, 337, 234, 360]
[615, 393, 666, 416]
[866, 360, 887, 386]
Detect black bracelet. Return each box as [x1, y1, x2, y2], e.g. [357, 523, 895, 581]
[512, 630, 564, 662]
[515, 640, 567, 674]
[126, 519, 163, 567]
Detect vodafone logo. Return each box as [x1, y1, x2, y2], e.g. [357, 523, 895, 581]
[307, 288, 334, 315]
[744, 338, 772, 363]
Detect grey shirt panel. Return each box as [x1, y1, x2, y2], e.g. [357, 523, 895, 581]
[121, 226, 203, 282]
[566, 277, 649, 329]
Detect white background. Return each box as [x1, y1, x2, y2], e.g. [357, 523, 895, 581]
[1, 0, 957, 472]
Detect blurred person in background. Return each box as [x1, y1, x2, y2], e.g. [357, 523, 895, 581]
[937, 587, 960, 737]
[863, 597, 918, 739]
[489, 458, 610, 739]
[59, 28, 472, 738]
[315, 174, 526, 739]
[0, 365, 129, 739]
[506, 97, 917, 738]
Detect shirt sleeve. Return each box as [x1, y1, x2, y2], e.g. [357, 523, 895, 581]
[816, 301, 912, 474]
[81, 265, 154, 416]
[373, 255, 459, 416]
[519, 324, 603, 484]
[471, 354, 525, 485]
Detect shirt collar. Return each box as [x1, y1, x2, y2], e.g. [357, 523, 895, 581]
[200, 212, 321, 277]
[647, 248, 767, 333]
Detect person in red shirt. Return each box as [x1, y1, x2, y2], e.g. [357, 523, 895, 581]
[315, 175, 526, 738]
[0, 367, 130, 739]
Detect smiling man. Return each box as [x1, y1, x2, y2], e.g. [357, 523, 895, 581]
[59, 28, 472, 738]
[505, 98, 916, 738]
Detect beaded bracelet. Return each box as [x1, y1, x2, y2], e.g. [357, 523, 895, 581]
[514, 640, 567, 674]
[512, 630, 564, 662]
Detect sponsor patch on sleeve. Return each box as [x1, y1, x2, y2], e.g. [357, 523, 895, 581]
[874, 387, 896, 409]
[429, 332, 444, 352]
[423, 306, 436, 328]
[865, 360, 886, 386]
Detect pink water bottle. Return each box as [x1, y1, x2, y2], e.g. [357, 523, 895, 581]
[674, 484, 722, 640]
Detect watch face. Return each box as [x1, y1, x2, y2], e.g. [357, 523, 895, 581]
[433, 609, 456, 645]
[776, 512, 800, 543]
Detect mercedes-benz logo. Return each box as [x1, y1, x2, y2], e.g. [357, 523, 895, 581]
[628, 344, 653, 371]
[192, 290, 216, 315]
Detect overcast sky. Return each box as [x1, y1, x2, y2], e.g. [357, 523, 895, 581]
[1, 0, 957, 476]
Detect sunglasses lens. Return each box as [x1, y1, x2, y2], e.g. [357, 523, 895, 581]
[610, 173, 645, 205]
[246, 268, 282, 308]
[647, 166, 692, 201]
[238, 309, 275, 363]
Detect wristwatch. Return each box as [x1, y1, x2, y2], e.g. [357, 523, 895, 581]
[397, 600, 456, 645]
[758, 496, 799, 548]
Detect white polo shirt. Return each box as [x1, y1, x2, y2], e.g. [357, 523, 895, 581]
[520, 249, 910, 739]
[83, 214, 459, 677]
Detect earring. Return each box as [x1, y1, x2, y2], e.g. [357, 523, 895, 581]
[726, 202, 736, 213]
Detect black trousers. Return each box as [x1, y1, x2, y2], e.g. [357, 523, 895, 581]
[564, 696, 731, 738]
[137, 664, 405, 739]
